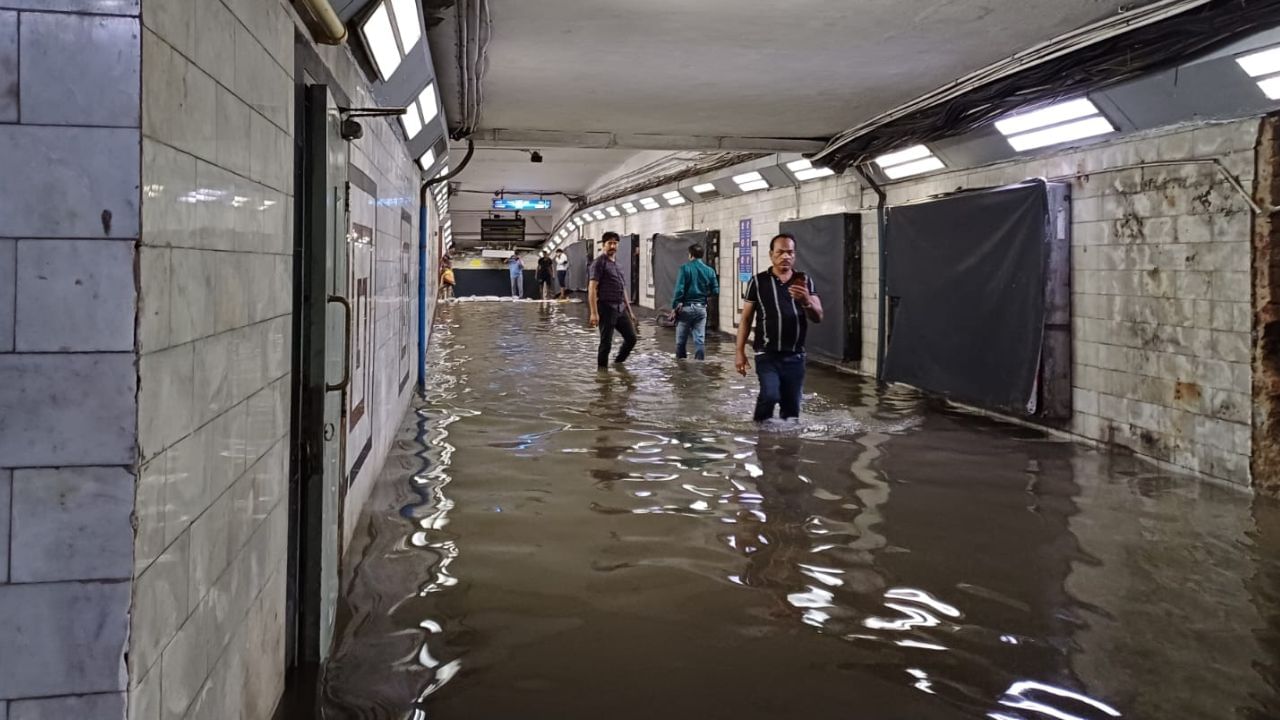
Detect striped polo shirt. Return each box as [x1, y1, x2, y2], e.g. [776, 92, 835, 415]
[744, 269, 817, 354]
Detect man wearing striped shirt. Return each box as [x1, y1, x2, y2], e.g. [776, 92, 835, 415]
[734, 233, 824, 423]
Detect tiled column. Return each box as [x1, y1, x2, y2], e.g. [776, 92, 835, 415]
[0, 1, 142, 718]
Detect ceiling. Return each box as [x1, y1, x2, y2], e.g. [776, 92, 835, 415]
[426, 0, 1153, 221]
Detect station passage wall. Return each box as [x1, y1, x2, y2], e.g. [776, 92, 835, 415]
[882, 180, 1071, 419]
[453, 268, 538, 298]
[779, 213, 861, 363]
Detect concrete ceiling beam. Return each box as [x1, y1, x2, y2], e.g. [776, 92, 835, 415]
[467, 128, 826, 153]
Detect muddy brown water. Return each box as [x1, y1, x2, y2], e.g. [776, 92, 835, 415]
[320, 300, 1280, 720]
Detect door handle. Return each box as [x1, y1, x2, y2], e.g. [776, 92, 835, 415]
[327, 295, 352, 392]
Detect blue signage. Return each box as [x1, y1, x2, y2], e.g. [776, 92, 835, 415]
[738, 218, 753, 282]
[492, 198, 552, 211]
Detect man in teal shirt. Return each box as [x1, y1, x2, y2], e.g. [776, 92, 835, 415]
[670, 243, 720, 360]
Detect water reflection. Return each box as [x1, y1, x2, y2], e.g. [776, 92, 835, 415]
[321, 302, 1280, 720]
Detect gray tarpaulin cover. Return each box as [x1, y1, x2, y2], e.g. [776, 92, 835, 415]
[652, 231, 711, 308]
[564, 240, 588, 292]
[882, 181, 1049, 414]
[779, 213, 860, 362]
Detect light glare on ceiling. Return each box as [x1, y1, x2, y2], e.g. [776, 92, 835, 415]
[1006, 116, 1115, 151]
[995, 98, 1100, 136]
[883, 156, 946, 180]
[362, 4, 402, 80]
[1237, 46, 1280, 78]
[389, 0, 422, 52]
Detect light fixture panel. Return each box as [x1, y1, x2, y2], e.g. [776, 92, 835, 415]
[1257, 75, 1280, 100]
[1006, 116, 1115, 152]
[418, 147, 435, 170]
[883, 156, 946, 180]
[1237, 46, 1280, 78]
[874, 145, 933, 169]
[418, 84, 439, 125]
[692, 183, 716, 194]
[389, 0, 422, 52]
[400, 104, 423, 138]
[593, 210, 606, 220]
[606, 207, 621, 217]
[362, 3, 402, 81]
[639, 198, 660, 210]
[733, 171, 764, 184]
[995, 98, 1100, 136]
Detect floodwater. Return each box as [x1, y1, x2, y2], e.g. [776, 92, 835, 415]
[321, 300, 1280, 720]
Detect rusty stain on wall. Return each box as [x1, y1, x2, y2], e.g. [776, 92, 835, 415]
[1253, 115, 1280, 497]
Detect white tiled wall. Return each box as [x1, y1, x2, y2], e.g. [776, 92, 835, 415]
[0, 1, 139, 715]
[582, 120, 1259, 486]
[133, 0, 292, 718]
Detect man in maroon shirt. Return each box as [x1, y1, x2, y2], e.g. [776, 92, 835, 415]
[588, 232, 638, 369]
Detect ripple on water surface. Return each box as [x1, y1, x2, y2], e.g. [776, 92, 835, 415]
[321, 301, 1280, 720]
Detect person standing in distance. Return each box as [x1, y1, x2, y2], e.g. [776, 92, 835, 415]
[670, 243, 720, 360]
[536, 251, 556, 299]
[734, 233, 824, 422]
[555, 248, 570, 299]
[588, 232, 638, 369]
[507, 252, 525, 298]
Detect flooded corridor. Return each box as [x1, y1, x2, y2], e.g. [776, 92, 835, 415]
[320, 301, 1280, 720]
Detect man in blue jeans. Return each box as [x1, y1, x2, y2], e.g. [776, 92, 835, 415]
[670, 243, 720, 359]
[507, 253, 525, 297]
[734, 233, 824, 422]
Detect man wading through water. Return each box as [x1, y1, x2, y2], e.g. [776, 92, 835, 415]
[588, 232, 638, 369]
[735, 233, 823, 422]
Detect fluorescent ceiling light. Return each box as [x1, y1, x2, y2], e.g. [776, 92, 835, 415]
[606, 206, 621, 217]
[389, 0, 421, 52]
[1007, 116, 1115, 152]
[663, 190, 686, 206]
[574, 218, 584, 227]
[621, 202, 638, 214]
[692, 183, 716, 194]
[733, 171, 771, 191]
[400, 104, 423, 138]
[1259, 75, 1280, 100]
[362, 4, 402, 81]
[1237, 46, 1280, 77]
[883, 156, 946, 180]
[874, 145, 932, 169]
[418, 84, 439, 125]
[593, 210, 606, 220]
[785, 158, 835, 181]
[995, 98, 1100, 136]
[418, 147, 435, 170]
[639, 197, 660, 210]
[785, 159, 814, 172]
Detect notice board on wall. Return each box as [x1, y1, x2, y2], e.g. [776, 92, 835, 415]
[882, 180, 1071, 418]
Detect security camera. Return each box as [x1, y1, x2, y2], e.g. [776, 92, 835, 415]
[341, 118, 363, 141]
[530, 151, 543, 163]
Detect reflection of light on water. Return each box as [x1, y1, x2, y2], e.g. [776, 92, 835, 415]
[908, 668, 936, 694]
[787, 585, 835, 609]
[896, 639, 948, 651]
[885, 587, 961, 618]
[865, 602, 943, 631]
[996, 681, 1122, 720]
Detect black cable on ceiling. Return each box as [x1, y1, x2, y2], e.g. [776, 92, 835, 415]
[822, 0, 1280, 172]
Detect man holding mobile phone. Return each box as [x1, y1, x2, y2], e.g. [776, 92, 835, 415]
[734, 233, 823, 422]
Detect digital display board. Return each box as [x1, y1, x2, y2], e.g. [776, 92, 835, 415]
[492, 198, 552, 211]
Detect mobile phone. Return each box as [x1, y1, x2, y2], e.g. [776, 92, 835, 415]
[789, 271, 808, 287]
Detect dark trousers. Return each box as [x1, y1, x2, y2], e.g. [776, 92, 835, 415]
[754, 351, 806, 422]
[597, 301, 637, 368]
